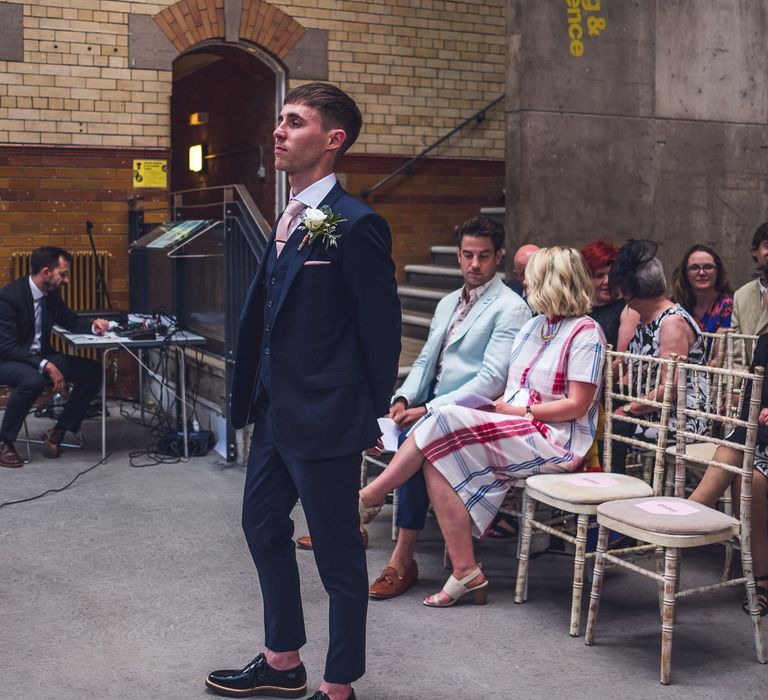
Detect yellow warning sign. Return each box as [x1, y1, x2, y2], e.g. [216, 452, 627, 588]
[133, 159, 168, 188]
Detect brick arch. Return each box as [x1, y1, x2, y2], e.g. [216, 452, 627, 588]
[154, 0, 305, 59]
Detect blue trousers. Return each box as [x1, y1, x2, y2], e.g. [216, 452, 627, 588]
[394, 422, 430, 531]
[241, 398, 368, 684]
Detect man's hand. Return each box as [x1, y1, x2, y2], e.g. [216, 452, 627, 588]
[92, 318, 110, 336]
[388, 398, 408, 420]
[759, 408, 768, 426]
[365, 438, 385, 457]
[393, 405, 427, 429]
[44, 361, 66, 392]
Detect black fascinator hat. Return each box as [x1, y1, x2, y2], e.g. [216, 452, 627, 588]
[609, 239, 659, 298]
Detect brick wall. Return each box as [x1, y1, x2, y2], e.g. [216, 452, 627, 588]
[0, 145, 504, 293]
[0, 0, 506, 158]
[338, 154, 506, 281]
[0, 144, 170, 308]
[1, 2, 507, 300]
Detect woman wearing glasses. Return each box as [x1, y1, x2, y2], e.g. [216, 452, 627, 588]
[670, 244, 734, 335]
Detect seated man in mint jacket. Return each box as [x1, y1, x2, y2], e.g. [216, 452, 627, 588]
[299, 215, 531, 597]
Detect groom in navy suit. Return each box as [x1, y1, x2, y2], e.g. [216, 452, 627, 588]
[206, 84, 401, 700]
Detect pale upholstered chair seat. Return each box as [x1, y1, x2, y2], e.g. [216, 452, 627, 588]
[597, 497, 737, 545]
[515, 351, 680, 639]
[664, 441, 717, 461]
[525, 473, 653, 514]
[586, 357, 767, 685]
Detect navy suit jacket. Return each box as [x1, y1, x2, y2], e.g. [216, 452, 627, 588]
[0, 276, 77, 369]
[230, 182, 401, 460]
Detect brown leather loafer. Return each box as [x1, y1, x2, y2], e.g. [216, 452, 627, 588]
[0, 439, 23, 468]
[369, 559, 419, 600]
[41, 426, 66, 458]
[297, 527, 368, 551]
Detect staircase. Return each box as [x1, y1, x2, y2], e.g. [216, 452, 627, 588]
[397, 243, 506, 376]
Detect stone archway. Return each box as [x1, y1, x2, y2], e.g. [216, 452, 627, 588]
[154, 0, 305, 59]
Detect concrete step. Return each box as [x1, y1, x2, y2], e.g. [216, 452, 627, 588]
[479, 206, 505, 224]
[430, 245, 507, 269]
[430, 245, 461, 268]
[405, 264, 504, 291]
[404, 264, 464, 291]
[398, 285, 445, 314]
[395, 335, 425, 385]
[401, 312, 432, 341]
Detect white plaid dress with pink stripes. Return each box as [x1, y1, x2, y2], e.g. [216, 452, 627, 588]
[412, 315, 606, 537]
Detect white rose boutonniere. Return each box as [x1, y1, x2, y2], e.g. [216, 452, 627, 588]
[297, 205, 347, 250]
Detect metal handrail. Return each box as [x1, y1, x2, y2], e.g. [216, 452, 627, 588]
[168, 184, 272, 255]
[359, 94, 505, 200]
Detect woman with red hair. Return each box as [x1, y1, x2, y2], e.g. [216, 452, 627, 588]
[581, 240, 639, 350]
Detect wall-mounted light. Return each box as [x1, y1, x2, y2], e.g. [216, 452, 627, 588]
[189, 144, 205, 173]
[189, 112, 208, 126]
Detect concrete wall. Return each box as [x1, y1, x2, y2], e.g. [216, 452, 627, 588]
[506, 0, 768, 288]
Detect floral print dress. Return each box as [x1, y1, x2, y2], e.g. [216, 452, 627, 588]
[627, 304, 707, 437]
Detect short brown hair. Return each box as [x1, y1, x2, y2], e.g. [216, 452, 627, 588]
[31, 246, 72, 275]
[283, 82, 363, 156]
[453, 215, 504, 252]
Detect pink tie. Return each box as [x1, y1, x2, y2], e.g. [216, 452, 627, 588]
[274, 199, 306, 257]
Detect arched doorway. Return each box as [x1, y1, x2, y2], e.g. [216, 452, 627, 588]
[170, 42, 286, 221]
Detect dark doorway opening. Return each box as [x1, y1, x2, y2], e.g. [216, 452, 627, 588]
[170, 43, 280, 222]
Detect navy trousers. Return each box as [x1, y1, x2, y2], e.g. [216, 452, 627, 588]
[393, 398, 434, 531]
[241, 397, 368, 684]
[0, 352, 99, 444]
[395, 463, 430, 530]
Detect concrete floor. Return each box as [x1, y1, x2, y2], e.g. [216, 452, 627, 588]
[1, 410, 767, 700]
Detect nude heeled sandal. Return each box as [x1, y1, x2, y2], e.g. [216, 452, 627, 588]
[423, 566, 488, 607]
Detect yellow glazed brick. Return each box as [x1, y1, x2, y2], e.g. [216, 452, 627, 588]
[6, 0, 505, 155]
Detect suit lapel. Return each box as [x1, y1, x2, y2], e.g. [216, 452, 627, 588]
[748, 281, 768, 335]
[22, 278, 35, 328]
[755, 309, 768, 336]
[272, 182, 346, 321]
[40, 295, 51, 353]
[445, 278, 500, 347]
[431, 292, 458, 344]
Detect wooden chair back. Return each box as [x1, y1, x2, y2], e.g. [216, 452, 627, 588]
[604, 349, 678, 495]
[673, 361, 764, 510]
[700, 329, 727, 366]
[727, 331, 760, 369]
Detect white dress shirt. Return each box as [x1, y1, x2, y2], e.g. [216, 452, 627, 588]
[286, 173, 338, 237]
[28, 276, 48, 372]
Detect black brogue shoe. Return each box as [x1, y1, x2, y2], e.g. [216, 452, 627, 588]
[205, 653, 307, 697]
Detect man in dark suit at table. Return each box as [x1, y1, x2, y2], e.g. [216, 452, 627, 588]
[206, 83, 401, 700]
[0, 246, 108, 468]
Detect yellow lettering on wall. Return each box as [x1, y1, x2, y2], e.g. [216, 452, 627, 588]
[587, 16, 606, 36]
[565, 0, 605, 57]
[570, 40, 584, 57]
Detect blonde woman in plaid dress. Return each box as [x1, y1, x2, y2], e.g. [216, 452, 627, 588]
[360, 247, 606, 607]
